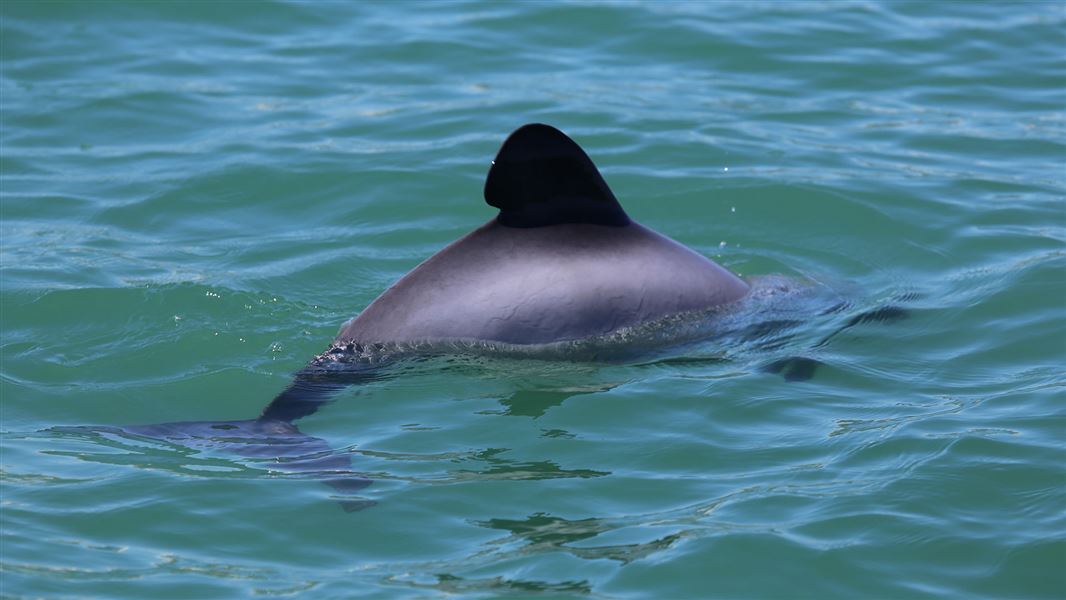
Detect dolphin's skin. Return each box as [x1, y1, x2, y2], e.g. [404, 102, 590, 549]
[338, 220, 748, 346]
[337, 124, 749, 347]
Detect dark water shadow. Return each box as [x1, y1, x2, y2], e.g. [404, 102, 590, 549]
[383, 571, 592, 596]
[450, 448, 609, 482]
[496, 383, 619, 419]
[476, 512, 683, 564]
[498, 389, 577, 418]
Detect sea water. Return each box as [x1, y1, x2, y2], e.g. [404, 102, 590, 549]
[2, 2, 1064, 598]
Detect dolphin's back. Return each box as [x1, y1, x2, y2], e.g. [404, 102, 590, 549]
[337, 220, 749, 345]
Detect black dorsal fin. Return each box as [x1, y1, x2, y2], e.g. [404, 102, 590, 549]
[484, 124, 630, 228]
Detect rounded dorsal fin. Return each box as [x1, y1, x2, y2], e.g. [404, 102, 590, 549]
[484, 124, 630, 228]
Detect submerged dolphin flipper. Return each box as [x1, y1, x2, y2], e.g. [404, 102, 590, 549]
[50, 363, 389, 512]
[54, 415, 376, 511]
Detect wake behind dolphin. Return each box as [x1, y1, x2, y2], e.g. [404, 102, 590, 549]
[67, 124, 907, 509]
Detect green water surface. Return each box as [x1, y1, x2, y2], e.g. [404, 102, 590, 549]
[2, 1, 1064, 598]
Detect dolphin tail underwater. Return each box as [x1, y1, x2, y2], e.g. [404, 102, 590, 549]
[258, 358, 386, 423]
[99, 361, 387, 512]
[70, 123, 910, 509]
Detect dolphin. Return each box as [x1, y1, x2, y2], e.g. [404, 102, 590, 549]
[259, 123, 750, 422]
[79, 123, 908, 509]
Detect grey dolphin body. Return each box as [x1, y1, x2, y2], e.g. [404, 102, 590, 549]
[339, 221, 747, 346]
[336, 123, 749, 349]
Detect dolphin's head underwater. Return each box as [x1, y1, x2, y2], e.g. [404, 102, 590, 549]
[334, 123, 751, 353]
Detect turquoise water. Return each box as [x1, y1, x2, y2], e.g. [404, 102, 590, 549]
[2, 1, 1064, 597]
